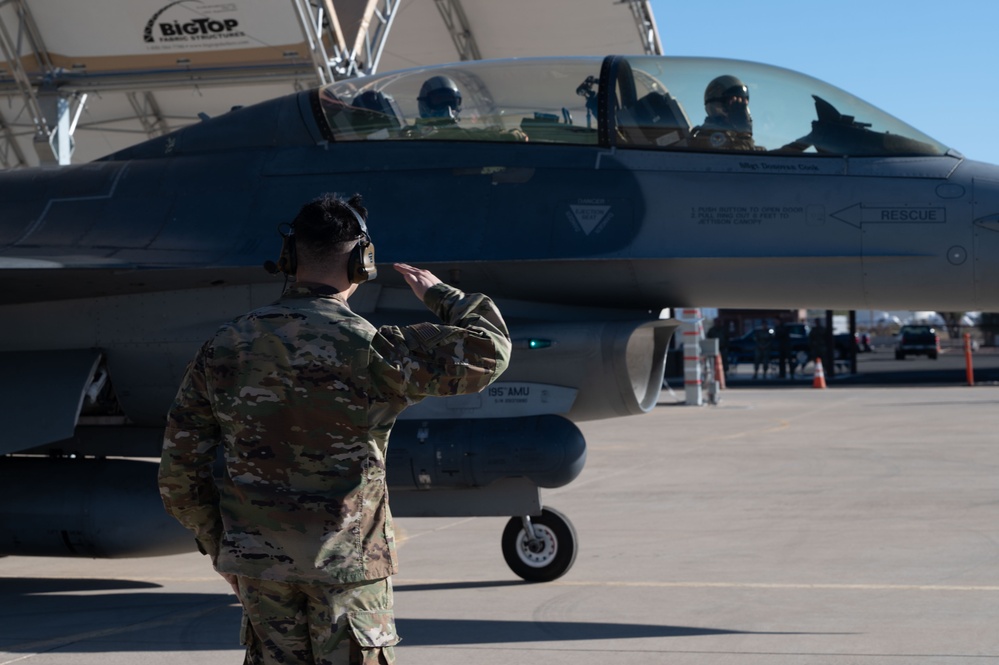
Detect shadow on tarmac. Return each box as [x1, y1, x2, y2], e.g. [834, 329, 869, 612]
[0, 576, 162, 593]
[395, 580, 524, 592]
[396, 617, 815, 646]
[1, 578, 829, 652]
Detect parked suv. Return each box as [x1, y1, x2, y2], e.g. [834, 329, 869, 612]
[895, 325, 940, 360]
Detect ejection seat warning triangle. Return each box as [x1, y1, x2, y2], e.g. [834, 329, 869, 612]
[569, 204, 612, 235]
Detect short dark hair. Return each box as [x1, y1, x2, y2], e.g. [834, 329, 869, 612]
[292, 193, 368, 266]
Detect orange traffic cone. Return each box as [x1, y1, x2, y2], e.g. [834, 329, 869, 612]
[812, 357, 827, 389]
[714, 353, 726, 390]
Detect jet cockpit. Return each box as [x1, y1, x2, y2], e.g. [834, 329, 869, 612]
[316, 55, 950, 158]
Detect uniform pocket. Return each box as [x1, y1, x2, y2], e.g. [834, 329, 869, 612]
[346, 610, 399, 665]
[346, 609, 400, 648]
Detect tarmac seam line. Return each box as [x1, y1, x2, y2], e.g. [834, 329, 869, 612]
[400, 578, 999, 592]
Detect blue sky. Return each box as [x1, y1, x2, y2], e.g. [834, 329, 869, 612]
[648, 0, 997, 165]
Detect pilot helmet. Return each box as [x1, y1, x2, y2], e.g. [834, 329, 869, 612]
[703, 74, 751, 132]
[418, 75, 462, 119]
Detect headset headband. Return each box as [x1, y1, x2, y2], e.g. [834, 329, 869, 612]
[343, 201, 370, 240]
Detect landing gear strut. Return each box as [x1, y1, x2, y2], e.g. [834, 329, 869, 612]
[501, 506, 577, 582]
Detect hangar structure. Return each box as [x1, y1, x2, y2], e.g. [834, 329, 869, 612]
[0, 0, 661, 169]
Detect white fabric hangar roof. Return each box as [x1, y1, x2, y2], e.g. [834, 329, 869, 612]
[0, 0, 661, 168]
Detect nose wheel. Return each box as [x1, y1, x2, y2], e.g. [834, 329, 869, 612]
[501, 506, 577, 582]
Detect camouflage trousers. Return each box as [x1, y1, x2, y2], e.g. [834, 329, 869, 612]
[237, 576, 398, 664]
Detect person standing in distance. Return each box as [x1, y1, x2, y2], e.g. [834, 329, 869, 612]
[158, 192, 511, 664]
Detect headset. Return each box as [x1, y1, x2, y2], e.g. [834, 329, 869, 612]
[345, 202, 377, 284]
[263, 198, 376, 284]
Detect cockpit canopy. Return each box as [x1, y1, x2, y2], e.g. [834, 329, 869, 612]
[316, 55, 949, 157]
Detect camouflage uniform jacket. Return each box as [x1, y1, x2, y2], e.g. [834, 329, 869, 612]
[158, 282, 511, 584]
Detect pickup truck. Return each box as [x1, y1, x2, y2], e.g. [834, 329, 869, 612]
[895, 325, 940, 360]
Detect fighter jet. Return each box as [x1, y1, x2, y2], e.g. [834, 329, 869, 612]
[3, 54, 998, 581]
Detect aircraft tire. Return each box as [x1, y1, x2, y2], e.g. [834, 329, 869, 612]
[501, 507, 577, 582]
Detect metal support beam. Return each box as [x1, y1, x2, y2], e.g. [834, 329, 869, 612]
[434, 0, 481, 61]
[0, 0, 86, 164]
[0, 108, 28, 169]
[619, 0, 663, 55]
[0, 0, 50, 144]
[126, 91, 170, 138]
[32, 86, 88, 165]
[2, 0, 51, 70]
[353, 0, 399, 76]
[290, 0, 341, 84]
[289, 0, 400, 83]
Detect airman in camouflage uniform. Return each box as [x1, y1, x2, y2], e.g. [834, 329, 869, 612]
[159, 193, 511, 664]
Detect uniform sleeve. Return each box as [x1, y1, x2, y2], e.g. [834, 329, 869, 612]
[157, 341, 224, 562]
[370, 283, 511, 401]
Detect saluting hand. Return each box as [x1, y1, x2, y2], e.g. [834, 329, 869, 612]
[394, 263, 442, 300]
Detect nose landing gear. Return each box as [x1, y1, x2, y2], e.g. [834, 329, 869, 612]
[501, 506, 577, 582]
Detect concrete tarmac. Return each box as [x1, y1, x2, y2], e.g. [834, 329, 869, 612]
[3, 384, 999, 663]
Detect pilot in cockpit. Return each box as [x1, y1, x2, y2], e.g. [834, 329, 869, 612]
[418, 75, 463, 122]
[400, 75, 463, 137]
[402, 75, 527, 141]
[690, 75, 762, 151]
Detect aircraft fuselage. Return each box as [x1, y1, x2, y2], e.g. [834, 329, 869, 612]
[3, 54, 998, 562]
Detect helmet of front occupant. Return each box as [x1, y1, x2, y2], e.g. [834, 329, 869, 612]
[418, 75, 462, 120]
[703, 74, 751, 133]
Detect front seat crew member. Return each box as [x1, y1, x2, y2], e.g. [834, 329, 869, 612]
[691, 74, 760, 151]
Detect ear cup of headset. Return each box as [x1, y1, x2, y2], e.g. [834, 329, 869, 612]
[348, 236, 377, 284]
[342, 197, 377, 284]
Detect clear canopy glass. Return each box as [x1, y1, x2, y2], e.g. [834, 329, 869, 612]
[316, 55, 950, 157]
